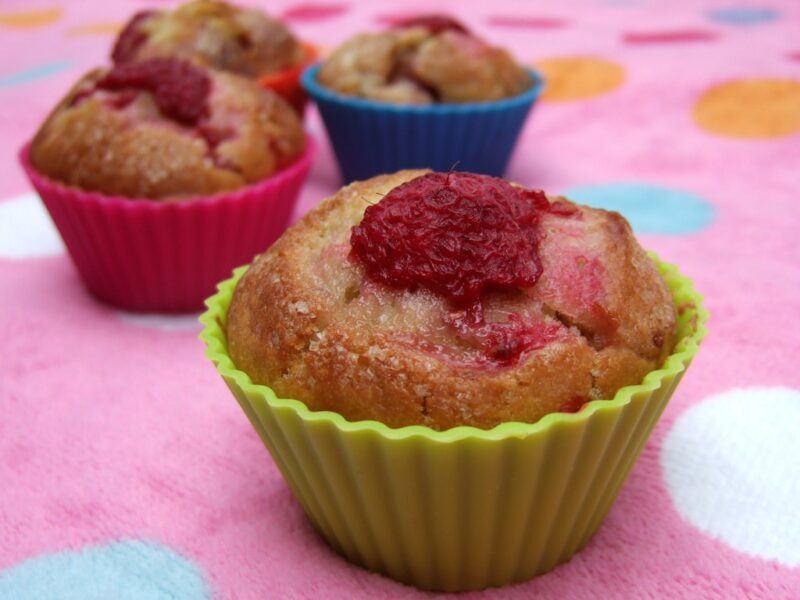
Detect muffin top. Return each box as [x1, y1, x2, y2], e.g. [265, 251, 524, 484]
[112, 0, 304, 78]
[316, 15, 532, 104]
[227, 170, 677, 430]
[29, 58, 305, 200]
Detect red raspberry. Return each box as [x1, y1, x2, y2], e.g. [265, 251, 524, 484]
[391, 14, 469, 35]
[111, 10, 155, 64]
[351, 172, 555, 365]
[559, 396, 589, 413]
[446, 305, 562, 365]
[351, 172, 549, 307]
[97, 58, 211, 125]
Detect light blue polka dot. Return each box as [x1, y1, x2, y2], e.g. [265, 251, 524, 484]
[0, 60, 74, 88]
[0, 540, 210, 600]
[706, 6, 779, 26]
[562, 182, 715, 234]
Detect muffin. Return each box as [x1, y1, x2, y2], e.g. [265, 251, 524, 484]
[112, 0, 303, 77]
[227, 170, 676, 430]
[317, 15, 532, 104]
[302, 14, 543, 181]
[202, 170, 706, 590]
[112, 0, 314, 112]
[30, 57, 305, 199]
[21, 57, 314, 311]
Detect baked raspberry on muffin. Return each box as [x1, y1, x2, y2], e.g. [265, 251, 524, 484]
[316, 15, 532, 104]
[29, 57, 305, 199]
[227, 170, 677, 430]
[112, 0, 304, 78]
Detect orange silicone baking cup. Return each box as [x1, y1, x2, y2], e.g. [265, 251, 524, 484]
[260, 43, 318, 115]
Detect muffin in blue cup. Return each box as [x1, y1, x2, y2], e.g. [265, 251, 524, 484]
[302, 15, 544, 182]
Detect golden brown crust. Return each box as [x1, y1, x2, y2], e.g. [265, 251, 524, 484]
[410, 31, 534, 103]
[120, 0, 303, 77]
[317, 28, 531, 104]
[29, 67, 305, 200]
[227, 171, 677, 430]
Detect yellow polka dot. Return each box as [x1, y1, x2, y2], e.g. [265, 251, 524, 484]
[533, 56, 626, 102]
[0, 7, 62, 28]
[694, 79, 800, 138]
[65, 22, 122, 36]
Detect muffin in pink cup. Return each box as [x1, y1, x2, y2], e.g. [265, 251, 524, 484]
[20, 57, 314, 313]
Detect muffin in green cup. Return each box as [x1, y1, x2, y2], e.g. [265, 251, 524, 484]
[201, 170, 707, 591]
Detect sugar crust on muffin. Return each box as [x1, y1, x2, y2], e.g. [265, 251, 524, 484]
[227, 170, 677, 430]
[112, 0, 304, 78]
[317, 17, 532, 104]
[30, 58, 305, 200]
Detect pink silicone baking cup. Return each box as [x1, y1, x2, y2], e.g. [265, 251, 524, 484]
[19, 137, 315, 312]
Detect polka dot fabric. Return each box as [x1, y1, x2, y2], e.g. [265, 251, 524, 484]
[1, 0, 799, 598]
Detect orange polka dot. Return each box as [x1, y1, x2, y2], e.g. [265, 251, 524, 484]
[694, 79, 800, 138]
[0, 7, 62, 29]
[532, 56, 625, 101]
[65, 22, 122, 36]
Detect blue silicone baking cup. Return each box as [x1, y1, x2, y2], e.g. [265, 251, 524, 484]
[302, 65, 544, 182]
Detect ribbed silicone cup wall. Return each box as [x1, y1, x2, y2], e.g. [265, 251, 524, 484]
[302, 65, 544, 183]
[19, 139, 314, 313]
[201, 257, 707, 592]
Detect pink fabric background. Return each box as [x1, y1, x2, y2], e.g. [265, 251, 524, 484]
[1, 0, 799, 597]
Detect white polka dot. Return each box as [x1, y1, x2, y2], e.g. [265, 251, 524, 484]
[661, 387, 800, 566]
[117, 312, 202, 332]
[0, 193, 64, 259]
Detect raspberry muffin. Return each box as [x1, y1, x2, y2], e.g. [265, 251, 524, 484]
[203, 171, 705, 589]
[21, 57, 313, 311]
[227, 170, 676, 430]
[317, 15, 532, 104]
[112, 0, 314, 112]
[112, 0, 304, 78]
[302, 14, 542, 181]
[29, 57, 305, 199]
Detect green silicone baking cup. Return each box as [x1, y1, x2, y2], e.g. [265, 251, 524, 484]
[200, 256, 707, 592]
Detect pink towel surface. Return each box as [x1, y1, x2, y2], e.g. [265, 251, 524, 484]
[1, 0, 799, 598]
